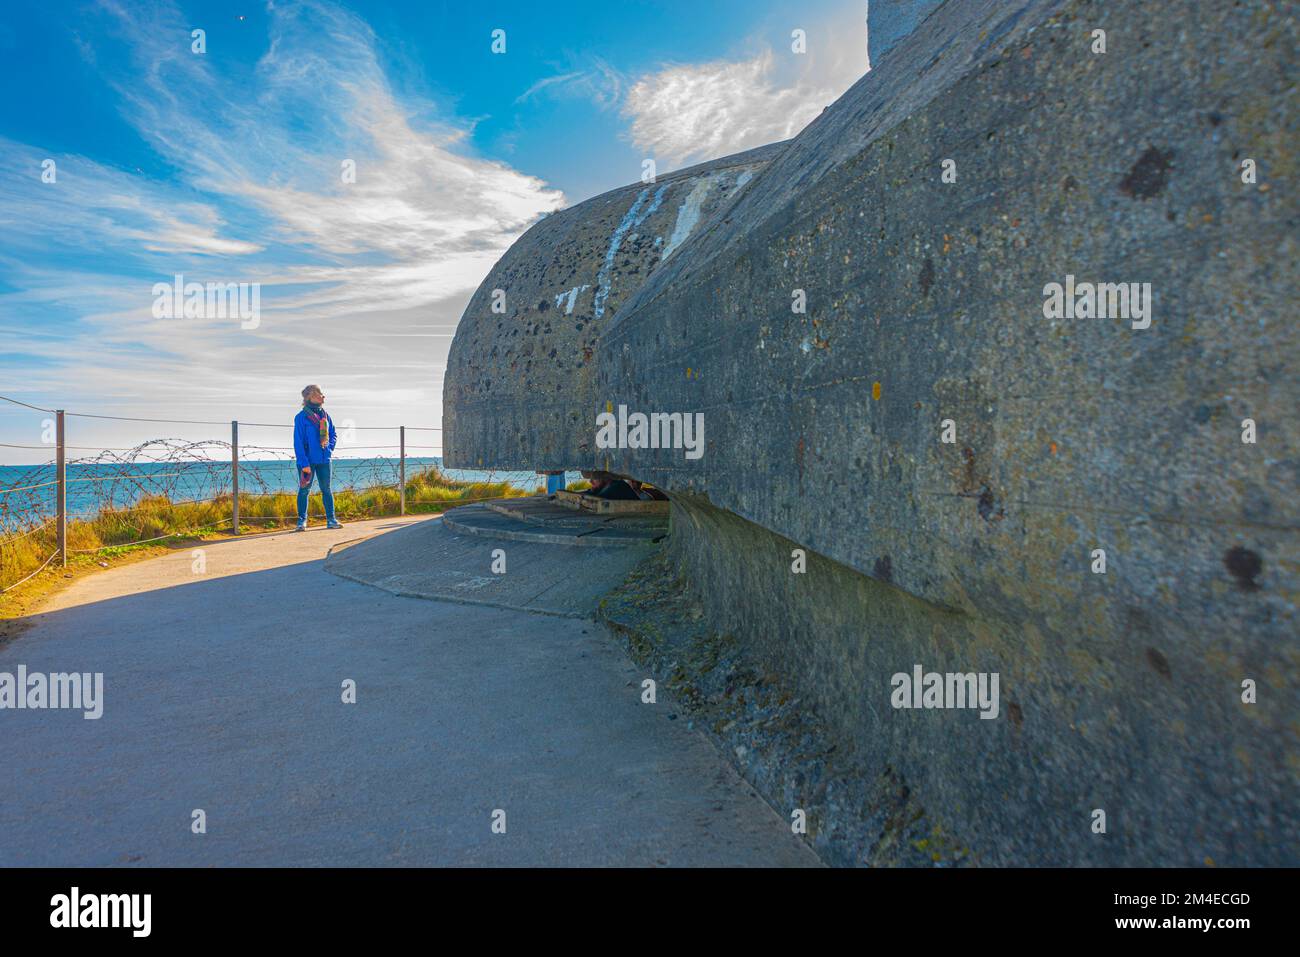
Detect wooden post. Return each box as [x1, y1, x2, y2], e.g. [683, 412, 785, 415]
[399, 426, 406, 516]
[56, 410, 66, 567]
[231, 420, 240, 535]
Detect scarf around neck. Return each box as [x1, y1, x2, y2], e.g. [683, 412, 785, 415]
[303, 402, 329, 449]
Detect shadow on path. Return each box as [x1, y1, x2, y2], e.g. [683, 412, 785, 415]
[0, 522, 817, 867]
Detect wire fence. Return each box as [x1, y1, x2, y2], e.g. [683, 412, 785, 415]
[0, 394, 557, 593]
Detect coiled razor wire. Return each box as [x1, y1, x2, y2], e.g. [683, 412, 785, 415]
[2, 438, 543, 556]
[0, 394, 545, 590]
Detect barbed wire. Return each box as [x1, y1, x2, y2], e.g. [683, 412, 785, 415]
[0, 396, 545, 591]
[0, 393, 442, 430]
[0, 435, 543, 542]
[1, 480, 60, 494]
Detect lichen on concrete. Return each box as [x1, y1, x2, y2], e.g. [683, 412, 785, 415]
[598, 547, 972, 867]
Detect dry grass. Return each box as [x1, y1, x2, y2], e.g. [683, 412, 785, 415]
[0, 464, 538, 599]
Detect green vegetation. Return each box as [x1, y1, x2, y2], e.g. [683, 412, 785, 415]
[0, 465, 537, 598]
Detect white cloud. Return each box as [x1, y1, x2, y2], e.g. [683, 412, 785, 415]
[622, 13, 868, 167]
[622, 51, 823, 166]
[89, 0, 565, 291]
[0, 143, 265, 257]
[0, 0, 564, 460]
[515, 7, 868, 170]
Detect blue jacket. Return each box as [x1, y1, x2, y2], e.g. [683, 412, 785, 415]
[294, 408, 337, 468]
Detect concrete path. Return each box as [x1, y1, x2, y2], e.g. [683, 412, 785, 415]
[0, 516, 817, 867]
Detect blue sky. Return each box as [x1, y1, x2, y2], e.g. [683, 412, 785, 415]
[0, 0, 871, 463]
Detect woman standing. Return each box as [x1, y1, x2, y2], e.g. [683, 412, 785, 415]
[293, 384, 342, 531]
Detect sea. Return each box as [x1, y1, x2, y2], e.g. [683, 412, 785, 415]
[0, 457, 559, 524]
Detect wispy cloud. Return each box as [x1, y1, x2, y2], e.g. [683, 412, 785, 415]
[515, 57, 625, 109]
[87, 0, 564, 294]
[521, 9, 867, 170]
[1, 0, 564, 454]
[622, 17, 867, 167]
[622, 49, 831, 166]
[0, 141, 264, 257]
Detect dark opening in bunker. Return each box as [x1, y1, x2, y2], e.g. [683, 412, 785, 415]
[578, 470, 670, 502]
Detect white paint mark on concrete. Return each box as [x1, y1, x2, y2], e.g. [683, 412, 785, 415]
[559, 284, 590, 314]
[639, 183, 669, 221]
[662, 175, 715, 262]
[593, 184, 668, 319]
[593, 188, 650, 319]
[865, 0, 872, 74]
[661, 166, 760, 262]
[455, 576, 497, 591]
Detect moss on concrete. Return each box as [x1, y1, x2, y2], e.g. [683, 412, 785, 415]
[599, 547, 973, 867]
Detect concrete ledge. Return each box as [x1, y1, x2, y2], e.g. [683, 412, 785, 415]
[551, 489, 670, 516]
[486, 495, 664, 526]
[443, 502, 664, 548]
[325, 515, 658, 618]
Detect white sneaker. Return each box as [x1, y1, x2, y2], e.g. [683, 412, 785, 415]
[295, 522, 307, 532]
[326, 520, 344, 529]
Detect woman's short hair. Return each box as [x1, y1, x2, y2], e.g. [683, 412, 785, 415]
[301, 384, 320, 400]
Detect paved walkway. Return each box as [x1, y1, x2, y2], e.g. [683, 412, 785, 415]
[0, 515, 817, 867]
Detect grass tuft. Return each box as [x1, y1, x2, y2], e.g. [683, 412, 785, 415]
[1, 465, 538, 597]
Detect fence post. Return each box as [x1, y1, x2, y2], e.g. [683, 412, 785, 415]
[56, 409, 66, 568]
[231, 420, 240, 535]
[399, 426, 406, 516]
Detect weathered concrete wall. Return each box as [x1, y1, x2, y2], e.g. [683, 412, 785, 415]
[604, 0, 1296, 625]
[669, 493, 1294, 865]
[445, 0, 1298, 864]
[868, 0, 948, 67]
[443, 143, 783, 470]
[602, 0, 1298, 862]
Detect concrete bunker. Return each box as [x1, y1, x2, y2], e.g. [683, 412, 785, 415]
[445, 0, 1299, 865]
[442, 142, 783, 474]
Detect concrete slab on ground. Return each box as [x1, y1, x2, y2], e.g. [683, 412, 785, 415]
[450, 499, 665, 546]
[487, 495, 667, 531]
[326, 506, 660, 618]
